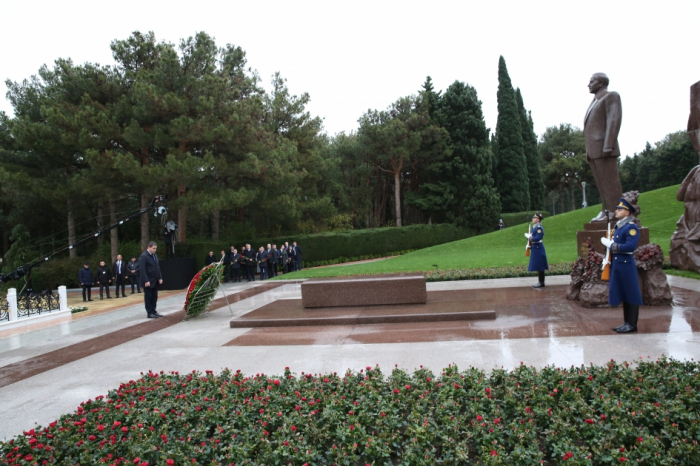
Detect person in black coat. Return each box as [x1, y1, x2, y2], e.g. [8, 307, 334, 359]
[78, 263, 94, 302]
[229, 248, 242, 282]
[257, 246, 268, 280]
[242, 244, 256, 281]
[287, 245, 296, 273]
[139, 241, 164, 319]
[127, 256, 141, 294]
[112, 254, 127, 298]
[269, 244, 280, 278]
[293, 242, 302, 271]
[205, 251, 216, 266]
[278, 247, 288, 274]
[96, 260, 113, 300]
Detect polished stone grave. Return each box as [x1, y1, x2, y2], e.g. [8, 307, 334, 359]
[300, 274, 427, 308]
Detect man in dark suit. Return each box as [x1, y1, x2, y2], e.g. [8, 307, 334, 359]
[78, 262, 94, 302]
[96, 260, 112, 300]
[269, 244, 280, 277]
[205, 251, 216, 266]
[242, 244, 256, 281]
[287, 245, 296, 273]
[139, 241, 164, 319]
[229, 248, 242, 282]
[584, 72, 623, 221]
[293, 242, 302, 271]
[112, 254, 127, 298]
[257, 246, 268, 280]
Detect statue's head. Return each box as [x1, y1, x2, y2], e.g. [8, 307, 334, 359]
[588, 73, 609, 94]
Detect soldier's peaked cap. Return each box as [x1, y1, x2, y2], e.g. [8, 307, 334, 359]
[533, 212, 543, 220]
[615, 198, 633, 211]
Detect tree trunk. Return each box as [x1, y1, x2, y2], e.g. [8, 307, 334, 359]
[97, 204, 105, 248]
[569, 184, 577, 211]
[67, 204, 77, 258]
[211, 211, 220, 241]
[141, 194, 149, 252]
[428, 214, 432, 225]
[178, 184, 187, 243]
[557, 189, 565, 214]
[393, 170, 402, 227]
[109, 198, 118, 262]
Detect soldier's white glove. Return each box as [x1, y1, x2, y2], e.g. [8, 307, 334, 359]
[524, 233, 531, 239]
[600, 237, 613, 248]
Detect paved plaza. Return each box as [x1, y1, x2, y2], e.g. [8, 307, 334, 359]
[1, 275, 700, 440]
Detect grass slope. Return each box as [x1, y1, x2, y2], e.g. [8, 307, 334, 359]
[280, 185, 683, 279]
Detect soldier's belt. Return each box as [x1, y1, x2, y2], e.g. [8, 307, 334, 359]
[613, 252, 634, 255]
[531, 241, 542, 244]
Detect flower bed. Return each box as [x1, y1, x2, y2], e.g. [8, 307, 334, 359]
[2, 358, 699, 464]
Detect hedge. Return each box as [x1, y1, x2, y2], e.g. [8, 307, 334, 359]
[499, 210, 551, 230]
[181, 223, 476, 271]
[3, 358, 699, 464]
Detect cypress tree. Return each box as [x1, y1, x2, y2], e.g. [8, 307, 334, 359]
[494, 56, 529, 212]
[437, 80, 500, 231]
[515, 88, 545, 210]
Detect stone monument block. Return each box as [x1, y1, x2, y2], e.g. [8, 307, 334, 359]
[301, 275, 427, 308]
[577, 221, 649, 258]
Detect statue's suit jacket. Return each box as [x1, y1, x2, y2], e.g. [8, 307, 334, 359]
[584, 91, 622, 159]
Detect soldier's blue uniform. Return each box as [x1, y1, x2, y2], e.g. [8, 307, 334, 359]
[604, 198, 643, 333]
[528, 223, 549, 272]
[527, 212, 549, 288]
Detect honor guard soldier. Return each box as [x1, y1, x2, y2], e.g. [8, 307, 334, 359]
[600, 198, 643, 333]
[525, 212, 549, 288]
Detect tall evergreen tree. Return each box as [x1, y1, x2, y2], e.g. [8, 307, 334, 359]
[437, 80, 500, 230]
[494, 56, 529, 212]
[515, 88, 545, 210]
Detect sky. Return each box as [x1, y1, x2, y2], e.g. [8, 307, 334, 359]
[1, 0, 698, 158]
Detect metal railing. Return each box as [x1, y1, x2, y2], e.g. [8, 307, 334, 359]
[16, 290, 61, 318]
[0, 298, 8, 321]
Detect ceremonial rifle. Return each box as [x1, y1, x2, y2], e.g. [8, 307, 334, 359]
[525, 211, 531, 257]
[601, 196, 612, 280]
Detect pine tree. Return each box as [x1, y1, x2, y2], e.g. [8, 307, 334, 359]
[437, 80, 500, 230]
[494, 56, 529, 212]
[515, 88, 545, 210]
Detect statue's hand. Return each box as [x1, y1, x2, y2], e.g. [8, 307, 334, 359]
[603, 147, 614, 157]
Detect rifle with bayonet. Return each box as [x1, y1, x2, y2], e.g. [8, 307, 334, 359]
[601, 196, 612, 280]
[525, 211, 531, 257]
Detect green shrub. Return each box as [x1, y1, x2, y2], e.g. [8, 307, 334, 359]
[499, 210, 551, 230]
[181, 223, 476, 270]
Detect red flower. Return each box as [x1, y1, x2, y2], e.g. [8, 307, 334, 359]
[585, 419, 594, 424]
[291, 425, 297, 432]
[273, 380, 280, 386]
[490, 449, 498, 456]
[167, 460, 174, 466]
[476, 415, 483, 421]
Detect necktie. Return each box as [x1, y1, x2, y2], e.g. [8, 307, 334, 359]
[118, 261, 121, 273]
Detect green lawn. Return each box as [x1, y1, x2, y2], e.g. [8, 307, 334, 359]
[278, 185, 683, 279]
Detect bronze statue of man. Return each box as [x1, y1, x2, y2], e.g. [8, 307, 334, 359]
[584, 73, 623, 221]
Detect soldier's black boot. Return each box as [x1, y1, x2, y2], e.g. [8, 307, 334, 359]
[532, 271, 545, 288]
[613, 303, 629, 331]
[616, 304, 639, 333]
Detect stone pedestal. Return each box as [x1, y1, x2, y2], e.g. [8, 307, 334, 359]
[301, 275, 427, 308]
[576, 221, 649, 258]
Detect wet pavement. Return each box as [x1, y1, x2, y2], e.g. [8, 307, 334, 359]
[226, 285, 700, 345]
[0, 275, 699, 440]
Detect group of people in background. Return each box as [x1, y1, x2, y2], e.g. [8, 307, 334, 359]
[78, 255, 143, 302]
[205, 242, 302, 282]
